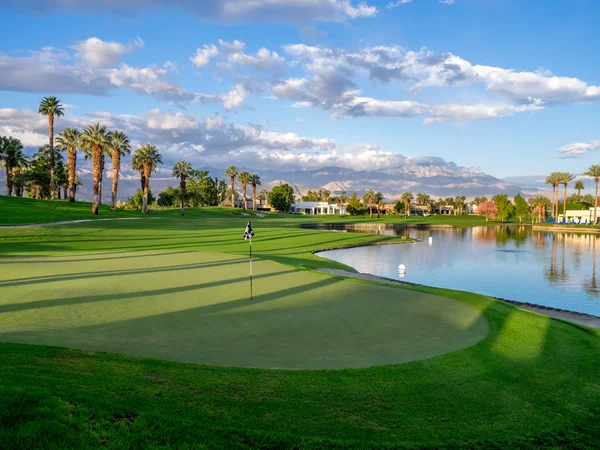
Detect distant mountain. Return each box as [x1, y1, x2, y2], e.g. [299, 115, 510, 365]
[0, 162, 543, 202]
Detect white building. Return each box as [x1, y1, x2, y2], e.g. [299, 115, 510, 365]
[291, 201, 347, 215]
[558, 207, 600, 224]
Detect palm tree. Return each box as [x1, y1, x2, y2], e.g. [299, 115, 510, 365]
[79, 123, 108, 214]
[132, 144, 162, 214]
[363, 190, 375, 218]
[38, 96, 64, 199]
[225, 166, 238, 208]
[575, 180, 585, 199]
[560, 172, 575, 219]
[249, 173, 261, 211]
[131, 150, 145, 192]
[55, 128, 80, 202]
[339, 190, 348, 204]
[374, 192, 384, 218]
[0, 136, 26, 196]
[545, 172, 562, 219]
[416, 193, 430, 206]
[173, 161, 193, 216]
[257, 188, 268, 205]
[238, 170, 251, 210]
[106, 130, 131, 211]
[402, 192, 414, 217]
[584, 165, 600, 224]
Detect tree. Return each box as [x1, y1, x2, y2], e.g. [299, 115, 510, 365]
[559, 172, 575, 219]
[0, 136, 27, 196]
[514, 193, 529, 223]
[126, 188, 155, 210]
[38, 96, 64, 199]
[416, 193, 430, 206]
[375, 192, 384, 218]
[346, 193, 363, 216]
[79, 123, 108, 214]
[55, 128, 80, 202]
[401, 192, 414, 217]
[225, 166, 238, 208]
[477, 200, 498, 222]
[238, 170, 251, 210]
[339, 190, 347, 204]
[157, 186, 181, 207]
[545, 172, 562, 219]
[575, 180, 585, 199]
[268, 184, 295, 212]
[321, 189, 331, 202]
[528, 195, 551, 222]
[106, 130, 131, 211]
[257, 188, 268, 205]
[172, 161, 193, 216]
[24, 145, 64, 199]
[473, 196, 488, 205]
[363, 190, 375, 218]
[133, 144, 162, 214]
[584, 165, 600, 224]
[492, 194, 514, 223]
[249, 173, 261, 211]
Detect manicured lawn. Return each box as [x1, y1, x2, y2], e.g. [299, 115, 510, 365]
[0, 196, 599, 449]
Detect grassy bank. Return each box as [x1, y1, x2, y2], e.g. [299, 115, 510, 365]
[1, 196, 599, 449]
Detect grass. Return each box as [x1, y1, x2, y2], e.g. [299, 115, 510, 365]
[1, 196, 599, 449]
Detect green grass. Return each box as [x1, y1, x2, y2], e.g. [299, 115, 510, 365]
[0, 196, 599, 449]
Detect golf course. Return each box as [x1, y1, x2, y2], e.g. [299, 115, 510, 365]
[1, 196, 599, 449]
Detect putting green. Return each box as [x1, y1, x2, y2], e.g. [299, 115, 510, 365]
[0, 250, 488, 369]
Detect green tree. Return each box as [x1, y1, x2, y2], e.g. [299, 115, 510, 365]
[224, 166, 238, 208]
[0, 136, 27, 196]
[249, 173, 261, 211]
[584, 165, 600, 224]
[132, 144, 162, 214]
[38, 96, 64, 199]
[514, 193, 529, 223]
[560, 172, 575, 219]
[338, 190, 347, 203]
[401, 192, 414, 217]
[374, 192, 384, 218]
[473, 196, 488, 205]
[79, 123, 108, 214]
[257, 188, 268, 205]
[238, 170, 251, 210]
[363, 189, 375, 218]
[528, 195, 551, 222]
[55, 128, 80, 202]
[126, 188, 155, 210]
[268, 184, 295, 212]
[106, 130, 131, 211]
[157, 186, 181, 208]
[574, 180, 585, 198]
[346, 193, 363, 216]
[493, 194, 515, 223]
[545, 171, 562, 218]
[173, 161, 193, 215]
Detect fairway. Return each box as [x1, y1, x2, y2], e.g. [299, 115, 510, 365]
[0, 250, 487, 369]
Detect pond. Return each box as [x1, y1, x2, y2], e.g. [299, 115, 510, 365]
[317, 225, 600, 317]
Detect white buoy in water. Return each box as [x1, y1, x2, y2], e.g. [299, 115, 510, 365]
[398, 264, 406, 272]
[429, 237, 433, 243]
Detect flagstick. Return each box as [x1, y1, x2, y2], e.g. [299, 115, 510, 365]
[249, 234, 253, 300]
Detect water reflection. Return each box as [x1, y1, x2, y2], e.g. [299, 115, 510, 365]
[318, 226, 600, 316]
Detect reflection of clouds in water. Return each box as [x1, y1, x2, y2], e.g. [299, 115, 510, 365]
[319, 225, 600, 316]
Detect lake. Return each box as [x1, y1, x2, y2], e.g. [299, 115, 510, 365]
[317, 225, 600, 317]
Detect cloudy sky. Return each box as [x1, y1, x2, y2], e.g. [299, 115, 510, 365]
[1, 0, 599, 177]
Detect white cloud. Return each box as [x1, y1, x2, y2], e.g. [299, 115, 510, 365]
[71, 36, 144, 67]
[8, 0, 377, 23]
[190, 44, 219, 67]
[557, 140, 600, 156]
[387, 0, 413, 9]
[440, 0, 455, 5]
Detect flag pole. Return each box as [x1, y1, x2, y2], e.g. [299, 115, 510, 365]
[249, 234, 253, 300]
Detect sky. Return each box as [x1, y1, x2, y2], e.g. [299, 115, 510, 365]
[1, 0, 599, 178]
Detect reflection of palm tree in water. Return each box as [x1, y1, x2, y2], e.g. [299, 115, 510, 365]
[545, 235, 559, 284]
[584, 237, 599, 297]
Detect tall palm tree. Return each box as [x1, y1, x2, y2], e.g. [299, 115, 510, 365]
[257, 188, 268, 205]
[545, 172, 562, 219]
[106, 130, 131, 211]
[249, 173, 261, 211]
[560, 172, 575, 219]
[363, 189, 375, 218]
[133, 144, 162, 214]
[131, 150, 145, 192]
[575, 180, 585, 199]
[55, 128, 80, 202]
[79, 123, 108, 214]
[374, 192, 384, 218]
[38, 96, 64, 200]
[339, 190, 347, 204]
[0, 137, 27, 196]
[173, 161, 193, 216]
[238, 170, 251, 210]
[225, 166, 238, 208]
[402, 192, 414, 217]
[584, 165, 600, 224]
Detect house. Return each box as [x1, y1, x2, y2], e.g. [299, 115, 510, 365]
[558, 207, 600, 224]
[291, 201, 347, 215]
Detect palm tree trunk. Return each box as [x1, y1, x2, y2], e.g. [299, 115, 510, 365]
[142, 166, 150, 214]
[242, 184, 247, 209]
[252, 185, 257, 211]
[68, 147, 76, 202]
[230, 176, 235, 208]
[563, 184, 567, 219]
[369, 200, 372, 218]
[5, 166, 11, 196]
[180, 177, 186, 216]
[595, 179, 599, 224]
[91, 145, 100, 215]
[63, 184, 68, 199]
[111, 150, 120, 211]
[49, 114, 55, 200]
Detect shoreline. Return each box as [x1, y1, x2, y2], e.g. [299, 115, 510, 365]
[533, 225, 600, 234]
[317, 268, 600, 330]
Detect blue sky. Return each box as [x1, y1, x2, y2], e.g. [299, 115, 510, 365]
[1, 0, 599, 178]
